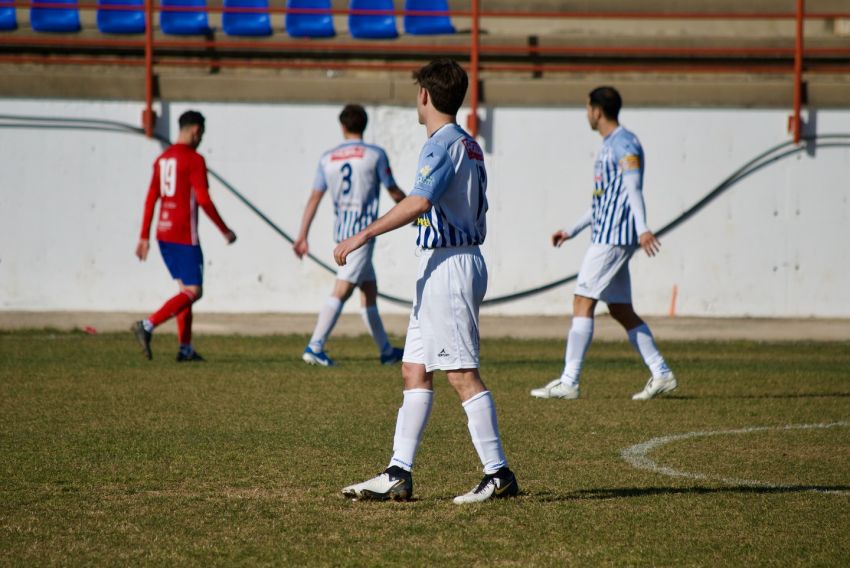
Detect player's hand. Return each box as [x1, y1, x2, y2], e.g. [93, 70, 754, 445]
[551, 230, 570, 248]
[224, 230, 237, 244]
[135, 239, 149, 261]
[639, 231, 661, 257]
[333, 233, 367, 266]
[293, 238, 309, 259]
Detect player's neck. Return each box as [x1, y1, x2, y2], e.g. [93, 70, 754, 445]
[342, 132, 362, 141]
[597, 120, 619, 138]
[426, 116, 455, 138]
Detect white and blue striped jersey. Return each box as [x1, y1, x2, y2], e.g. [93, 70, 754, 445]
[313, 141, 397, 243]
[591, 126, 645, 246]
[410, 124, 488, 249]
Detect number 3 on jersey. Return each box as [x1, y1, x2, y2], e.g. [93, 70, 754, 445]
[340, 163, 353, 196]
[159, 157, 177, 197]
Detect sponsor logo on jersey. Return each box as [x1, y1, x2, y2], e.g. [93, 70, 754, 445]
[416, 217, 431, 227]
[416, 165, 434, 186]
[330, 146, 366, 161]
[620, 154, 641, 171]
[462, 138, 484, 161]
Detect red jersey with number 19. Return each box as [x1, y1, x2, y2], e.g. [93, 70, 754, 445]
[139, 143, 230, 246]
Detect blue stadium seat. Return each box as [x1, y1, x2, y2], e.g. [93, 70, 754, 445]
[285, 0, 334, 38]
[349, 0, 397, 39]
[97, 0, 145, 34]
[404, 0, 454, 35]
[0, 1, 17, 31]
[30, 0, 82, 32]
[223, 0, 272, 36]
[160, 0, 211, 35]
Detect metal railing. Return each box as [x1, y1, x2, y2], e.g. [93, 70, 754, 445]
[1, 0, 847, 142]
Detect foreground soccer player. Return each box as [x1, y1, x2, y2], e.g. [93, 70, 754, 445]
[293, 104, 406, 367]
[133, 111, 237, 361]
[530, 87, 676, 401]
[333, 60, 519, 504]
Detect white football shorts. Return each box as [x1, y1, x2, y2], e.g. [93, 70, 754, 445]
[336, 239, 376, 284]
[403, 245, 487, 373]
[574, 243, 637, 304]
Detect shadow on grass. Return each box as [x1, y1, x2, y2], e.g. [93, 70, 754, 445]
[528, 485, 850, 501]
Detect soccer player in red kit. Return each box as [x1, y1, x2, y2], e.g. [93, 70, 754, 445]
[133, 110, 237, 361]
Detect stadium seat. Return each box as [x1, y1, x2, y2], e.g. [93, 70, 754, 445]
[349, 0, 397, 39]
[30, 0, 82, 32]
[285, 0, 334, 38]
[223, 0, 272, 36]
[97, 0, 145, 34]
[403, 0, 454, 35]
[160, 0, 211, 35]
[0, 1, 16, 31]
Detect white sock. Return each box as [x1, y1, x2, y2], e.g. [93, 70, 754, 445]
[560, 316, 594, 386]
[361, 305, 392, 356]
[389, 389, 433, 472]
[463, 390, 508, 475]
[142, 319, 154, 333]
[627, 323, 672, 378]
[308, 296, 343, 352]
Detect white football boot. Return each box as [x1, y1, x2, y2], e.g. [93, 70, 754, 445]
[632, 373, 678, 400]
[530, 379, 580, 399]
[341, 466, 413, 501]
[453, 468, 519, 504]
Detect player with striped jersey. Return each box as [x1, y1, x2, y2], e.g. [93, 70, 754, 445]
[293, 104, 406, 367]
[531, 86, 677, 401]
[333, 59, 518, 504]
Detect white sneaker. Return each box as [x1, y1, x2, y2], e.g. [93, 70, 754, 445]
[341, 466, 412, 501]
[530, 379, 579, 399]
[632, 373, 678, 400]
[453, 468, 519, 504]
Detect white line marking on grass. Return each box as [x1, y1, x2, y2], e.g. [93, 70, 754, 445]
[621, 422, 850, 495]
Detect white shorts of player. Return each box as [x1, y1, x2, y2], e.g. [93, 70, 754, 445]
[575, 243, 638, 304]
[403, 245, 487, 373]
[336, 239, 377, 284]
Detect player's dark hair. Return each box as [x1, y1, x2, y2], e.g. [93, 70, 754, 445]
[413, 59, 468, 116]
[339, 104, 368, 134]
[179, 110, 205, 130]
[588, 86, 622, 121]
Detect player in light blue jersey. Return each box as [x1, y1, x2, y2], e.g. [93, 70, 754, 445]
[293, 104, 406, 367]
[531, 86, 677, 401]
[333, 59, 518, 504]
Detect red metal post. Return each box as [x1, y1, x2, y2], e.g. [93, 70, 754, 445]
[791, 0, 805, 144]
[143, 0, 154, 137]
[467, 0, 480, 137]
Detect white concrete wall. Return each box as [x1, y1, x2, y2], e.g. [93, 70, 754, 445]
[1, 98, 848, 317]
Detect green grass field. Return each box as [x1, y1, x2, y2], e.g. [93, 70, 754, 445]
[2, 330, 849, 566]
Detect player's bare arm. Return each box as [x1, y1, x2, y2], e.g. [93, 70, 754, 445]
[639, 230, 661, 257]
[552, 230, 571, 247]
[333, 195, 431, 266]
[386, 185, 407, 204]
[294, 190, 324, 259]
[135, 239, 150, 261]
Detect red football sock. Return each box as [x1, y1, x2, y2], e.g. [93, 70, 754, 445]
[149, 289, 197, 328]
[176, 306, 193, 346]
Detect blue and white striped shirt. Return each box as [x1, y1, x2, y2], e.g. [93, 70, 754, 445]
[591, 126, 645, 246]
[313, 141, 397, 243]
[410, 124, 488, 249]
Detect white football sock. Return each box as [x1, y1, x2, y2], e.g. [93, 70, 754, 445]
[560, 316, 594, 386]
[308, 296, 343, 352]
[463, 390, 508, 475]
[361, 305, 392, 356]
[389, 389, 433, 472]
[628, 323, 672, 378]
